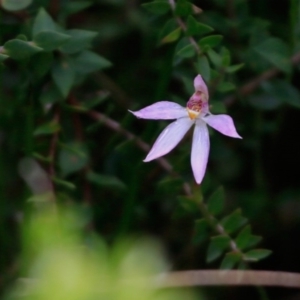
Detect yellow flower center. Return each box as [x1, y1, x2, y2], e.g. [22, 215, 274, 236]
[187, 108, 200, 120]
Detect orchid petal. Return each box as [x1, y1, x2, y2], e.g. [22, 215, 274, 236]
[194, 75, 209, 100]
[144, 117, 193, 162]
[129, 101, 187, 120]
[191, 119, 210, 184]
[203, 114, 242, 138]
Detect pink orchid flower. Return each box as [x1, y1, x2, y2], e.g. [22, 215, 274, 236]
[129, 75, 242, 184]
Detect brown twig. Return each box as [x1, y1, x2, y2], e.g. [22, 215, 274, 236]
[85, 109, 174, 174]
[168, 0, 201, 55]
[224, 51, 300, 106]
[160, 270, 300, 288]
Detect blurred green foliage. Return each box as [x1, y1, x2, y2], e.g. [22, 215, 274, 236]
[1, 0, 300, 299]
[5, 208, 197, 300]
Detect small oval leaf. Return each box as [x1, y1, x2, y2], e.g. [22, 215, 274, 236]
[243, 249, 272, 262]
[2, 0, 32, 11]
[206, 235, 231, 263]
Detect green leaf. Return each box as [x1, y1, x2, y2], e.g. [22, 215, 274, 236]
[161, 27, 182, 44]
[186, 15, 214, 36]
[195, 55, 210, 82]
[176, 44, 195, 58]
[30, 52, 54, 79]
[199, 35, 223, 49]
[217, 82, 236, 93]
[238, 260, 247, 270]
[4, 40, 42, 60]
[27, 192, 54, 203]
[73, 51, 112, 74]
[235, 226, 262, 251]
[177, 196, 199, 214]
[51, 60, 75, 98]
[248, 94, 281, 111]
[2, 0, 32, 11]
[16, 34, 27, 41]
[206, 235, 231, 263]
[158, 19, 177, 41]
[175, 0, 193, 17]
[220, 252, 241, 270]
[181, 74, 194, 94]
[254, 38, 291, 73]
[81, 91, 110, 110]
[0, 53, 9, 62]
[32, 8, 57, 38]
[207, 48, 222, 68]
[86, 171, 126, 190]
[235, 226, 251, 249]
[243, 249, 272, 262]
[32, 152, 51, 163]
[33, 121, 60, 136]
[142, 1, 170, 15]
[58, 142, 89, 177]
[221, 209, 247, 234]
[207, 186, 225, 216]
[226, 63, 244, 73]
[39, 85, 62, 105]
[60, 30, 98, 54]
[263, 79, 300, 108]
[34, 31, 70, 51]
[193, 218, 209, 244]
[221, 47, 231, 66]
[158, 177, 183, 195]
[52, 177, 76, 190]
[62, 1, 92, 15]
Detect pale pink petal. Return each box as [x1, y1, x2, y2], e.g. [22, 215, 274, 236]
[202, 114, 242, 138]
[144, 117, 193, 162]
[129, 101, 187, 120]
[191, 119, 210, 184]
[194, 75, 209, 100]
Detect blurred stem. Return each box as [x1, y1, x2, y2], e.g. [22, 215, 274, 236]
[224, 51, 300, 106]
[162, 270, 300, 288]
